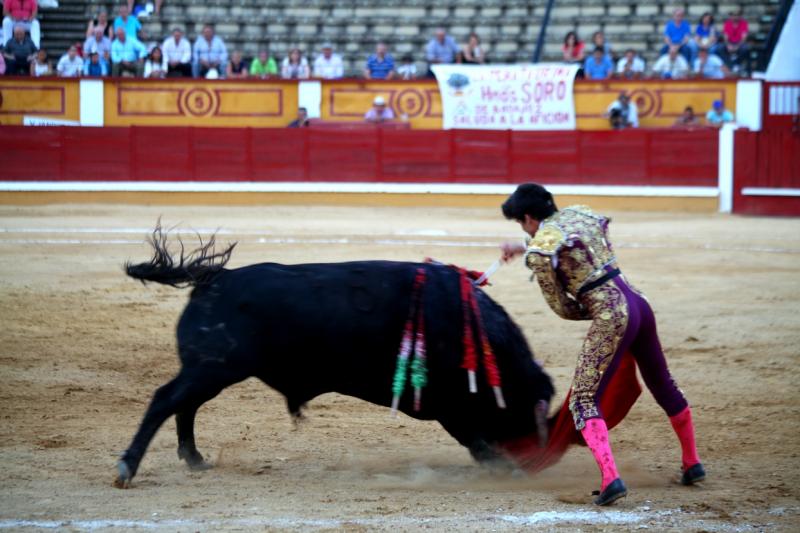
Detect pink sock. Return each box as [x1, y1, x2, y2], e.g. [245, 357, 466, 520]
[669, 406, 701, 470]
[581, 418, 619, 491]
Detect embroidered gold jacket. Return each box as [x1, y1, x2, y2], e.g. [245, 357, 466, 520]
[524, 205, 618, 321]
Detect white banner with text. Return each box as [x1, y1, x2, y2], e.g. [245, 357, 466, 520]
[432, 64, 579, 130]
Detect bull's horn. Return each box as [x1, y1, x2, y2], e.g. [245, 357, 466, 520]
[535, 400, 549, 448]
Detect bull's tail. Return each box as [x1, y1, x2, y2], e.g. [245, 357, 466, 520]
[125, 222, 236, 288]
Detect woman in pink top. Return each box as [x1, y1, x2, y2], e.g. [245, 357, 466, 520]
[562, 31, 585, 64]
[723, 9, 749, 52]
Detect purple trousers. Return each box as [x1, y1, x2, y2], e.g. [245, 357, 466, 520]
[569, 274, 688, 430]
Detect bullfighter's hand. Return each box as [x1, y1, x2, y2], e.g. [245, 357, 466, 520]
[500, 241, 526, 263]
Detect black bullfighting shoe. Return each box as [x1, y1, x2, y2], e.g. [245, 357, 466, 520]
[681, 463, 706, 486]
[592, 478, 628, 506]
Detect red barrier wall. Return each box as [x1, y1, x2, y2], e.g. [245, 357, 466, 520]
[0, 125, 718, 186]
[733, 129, 800, 216]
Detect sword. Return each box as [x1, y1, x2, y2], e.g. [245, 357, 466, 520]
[473, 259, 502, 287]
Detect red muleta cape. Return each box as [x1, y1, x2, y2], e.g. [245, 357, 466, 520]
[496, 351, 641, 473]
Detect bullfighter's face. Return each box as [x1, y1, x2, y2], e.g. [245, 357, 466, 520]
[520, 214, 541, 238]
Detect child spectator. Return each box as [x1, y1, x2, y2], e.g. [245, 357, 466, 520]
[396, 53, 417, 80]
[281, 48, 309, 79]
[226, 50, 248, 79]
[30, 48, 52, 76]
[561, 31, 585, 65]
[83, 50, 108, 76]
[673, 106, 700, 128]
[661, 8, 693, 63]
[583, 46, 613, 79]
[56, 45, 83, 77]
[364, 42, 395, 79]
[705, 100, 734, 128]
[458, 32, 487, 64]
[693, 47, 729, 79]
[652, 46, 689, 79]
[250, 49, 277, 78]
[615, 49, 645, 79]
[144, 45, 167, 78]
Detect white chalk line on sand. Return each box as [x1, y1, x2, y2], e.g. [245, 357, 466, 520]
[0, 509, 760, 531]
[0, 235, 797, 254]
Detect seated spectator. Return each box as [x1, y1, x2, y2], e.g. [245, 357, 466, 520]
[583, 46, 612, 80]
[693, 47, 729, 79]
[606, 91, 638, 129]
[458, 32, 487, 64]
[83, 26, 111, 65]
[113, 5, 141, 40]
[162, 27, 191, 77]
[192, 24, 227, 78]
[313, 43, 343, 79]
[673, 106, 700, 128]
[661, 8, 693, 63]
[83, 50, 108, 76]
[3, 0, 40, 48]
[705, 100, 734, 128]
[281, 47, 309, 79]
[591, 31, 613, 62]
[56, 44, 83, 77]
[287, 107, 309, 128]
[86, 8, 112, 39]
[425, 27, 459, 76]
[561, 31, 585, 65]
[0, 52, 5, 75]
[364, 95, 394, 123]
[364, 42, 394, 79]
[144, 45, 166, 78]
[3, 24, 36, 75]
[694, 13, 719, 55]
[615, 49, 645, 79]
[226, 50, 248, 79]
[29, 47, 51, 76]
[250, 49, 277, 78]
[396, 53, 416, 80]
[720, 8, 749, 75]
[652, 46, 689, 79]
[110, 26, 145, 77]
[28, 46, 49, 76]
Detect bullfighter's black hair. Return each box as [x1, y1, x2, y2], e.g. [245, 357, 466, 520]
[501, 183, 558, 222]
[124, 221, 236, 288]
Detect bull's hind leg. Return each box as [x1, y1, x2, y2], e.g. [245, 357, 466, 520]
[176, 409, 211, 470]
[115, 364, 246, 488]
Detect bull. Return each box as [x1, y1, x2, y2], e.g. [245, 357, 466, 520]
[114, 226, 554, 488]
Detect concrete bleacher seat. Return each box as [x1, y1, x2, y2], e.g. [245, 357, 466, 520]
[39, 0, 779, 76]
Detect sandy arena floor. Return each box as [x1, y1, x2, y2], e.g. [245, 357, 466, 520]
[0, 203, 799, 532]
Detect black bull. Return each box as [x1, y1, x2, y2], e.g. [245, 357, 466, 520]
[115, 228, 554, 488]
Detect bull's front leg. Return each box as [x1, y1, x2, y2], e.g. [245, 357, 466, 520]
[176, 409, 211, 470]
[437, 418, 515, 471]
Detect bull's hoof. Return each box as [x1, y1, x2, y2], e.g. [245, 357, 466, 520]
[178, 448, 211, 470]
[114, 460, 132, 489]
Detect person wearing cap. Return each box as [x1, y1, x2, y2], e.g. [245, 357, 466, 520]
[364, 96, 394, 123]
[162, 27, 191, 77]
[705, 100, 734, 128]
[313, 42, 343, 79]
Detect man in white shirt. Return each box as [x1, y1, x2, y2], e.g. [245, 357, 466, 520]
[83, 27, 111, 64]
[57, 45, 83, 77]
[606, 92, 638, 129]
[162, 27, 191, 77]
[693, 47, 729, 79]
[313, 43, 343, 79]
[615, 49, 645, 79]
[651, 46, 689, 79]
